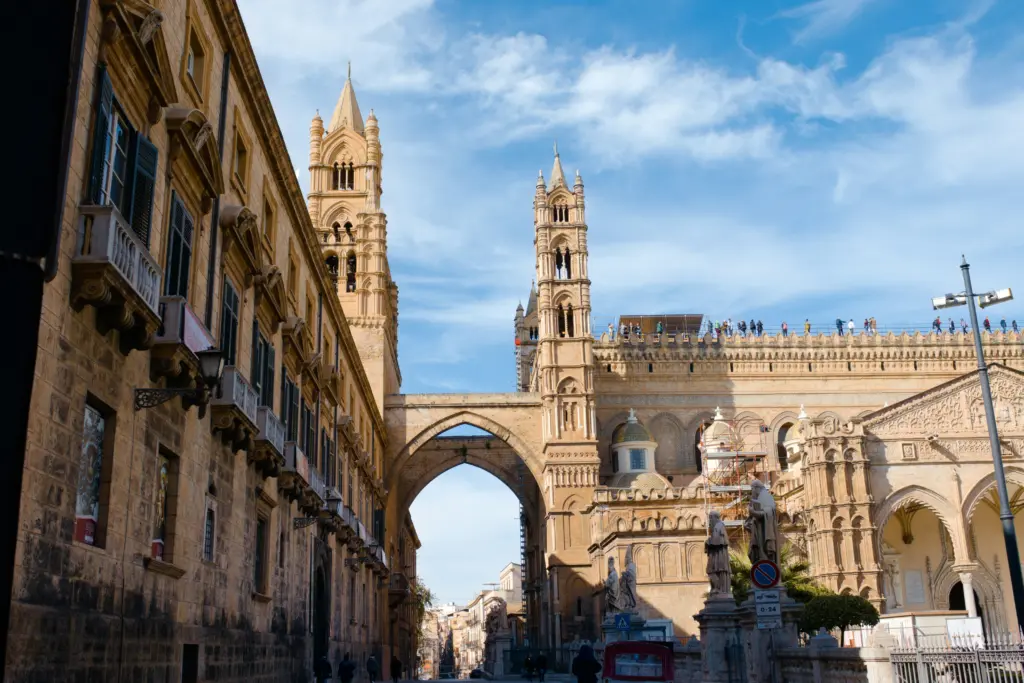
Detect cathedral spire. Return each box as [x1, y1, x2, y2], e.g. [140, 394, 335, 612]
[549, 141, 566, 189]
[329, 62, 364, 135]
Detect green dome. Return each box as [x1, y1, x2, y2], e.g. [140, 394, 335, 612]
[612, 411, 653, 444]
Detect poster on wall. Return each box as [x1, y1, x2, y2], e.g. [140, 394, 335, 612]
[74, 405, 105, 546]
[904, 570, 926, 605]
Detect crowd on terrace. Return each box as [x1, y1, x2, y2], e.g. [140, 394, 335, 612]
[602, 315, 1021, 343]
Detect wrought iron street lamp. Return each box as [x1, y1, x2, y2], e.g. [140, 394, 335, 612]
[133, 348, 226, 417]
[932, 256, 1021, 630]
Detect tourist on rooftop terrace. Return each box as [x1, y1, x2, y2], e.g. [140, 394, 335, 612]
[949, 318, 955, 334]
[739, 320, 747, 336]
[984, 317, 992, 332]
[1014, 320, 1019, 332]
[805, 319, 811, 334]
[757, 320, 764, 336]
[1001, 318, 1007, 332]
[961, 318, 968, 333]
[847, 319, 855, 335]
[750, 319, 756, 336]
[933, 316, 942, 333]
[781, 321, 788, 337]
[836, 318, 844, 335]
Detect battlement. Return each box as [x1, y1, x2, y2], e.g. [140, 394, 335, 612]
[593, 329, 1024, 362]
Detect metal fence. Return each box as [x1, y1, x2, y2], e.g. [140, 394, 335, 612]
[891, 634, 1024, 683]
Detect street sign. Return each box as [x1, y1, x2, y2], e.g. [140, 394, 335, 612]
[750, 559, 781, 589]
[755, 588, 781, 630]
[614, 613, 631, 632]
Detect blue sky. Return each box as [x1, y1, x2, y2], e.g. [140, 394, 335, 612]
[239, 0, 1024, 605]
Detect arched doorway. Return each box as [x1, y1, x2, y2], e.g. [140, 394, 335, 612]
[314, 567, 329, 664]
[949, 582, 984, 629]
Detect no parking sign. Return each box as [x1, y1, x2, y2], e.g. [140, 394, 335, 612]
[750, 559, 780, 589]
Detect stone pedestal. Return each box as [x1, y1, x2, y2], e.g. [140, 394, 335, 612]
[694, 595, 744, 683]
[736, 589, 803, 683]
[486, 634, 512, 678]
[601, 612, 646, 644]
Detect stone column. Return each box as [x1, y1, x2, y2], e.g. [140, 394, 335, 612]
[960, 571, 978, 618]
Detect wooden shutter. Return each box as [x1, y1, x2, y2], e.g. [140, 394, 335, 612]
[220, 279, 239, 366]
[264, 342, 275, 410]
[250, 320, 262, 400]
[128, 135, 159, 246]
[88, 65, 114, 205]
[165, 193, 193, 297]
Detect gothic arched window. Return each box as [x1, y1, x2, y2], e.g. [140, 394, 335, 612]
[332, 222, 341, 242]
[554, 247, 564, 279]
[557, 304, 566, 337]
[344, 221, 354, 242]
[332, 163, 341, 190]
[343, 162, 354, 190]
[345, 252, 357, 293]
[566, 304, 575, 338]
[564, 247, 572, 279]
[777, 423, 792, 471]
[325, 254, 340, 281]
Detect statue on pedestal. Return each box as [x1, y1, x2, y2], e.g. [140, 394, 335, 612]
[744, 479, 780, 565]
[604, 556, 620, 614]
[619, 546, 638, 612]
[705, 510, 732, 597]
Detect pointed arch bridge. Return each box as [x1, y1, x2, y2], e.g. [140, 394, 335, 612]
[383, 392, 545, 520]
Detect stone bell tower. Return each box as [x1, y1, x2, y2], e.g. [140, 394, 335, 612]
[307, 65, 399, 410]
[533, 145, 601, 647]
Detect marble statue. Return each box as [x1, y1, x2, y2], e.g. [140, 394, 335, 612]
[604, 556, 620, 614]
[705, 510, 732, 597]
[485, 599, 508, 635]
[619, 546, 638, 612]
[744, 479, 780, 565]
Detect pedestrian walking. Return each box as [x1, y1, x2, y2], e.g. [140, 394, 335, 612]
[571, 645, 602, 683]
[315, 655, 333, 683]
[391, 656, 403, 683]
[367, 655, 379, 683]
[864, 318, 870, 334]
[338, 654, 356, 683]
[836, 318, 844, 336]
[739, 320, 747, 336]
[756, 320, 763, 336]
[948, 318, 955, 334]
[1001, 318, 1008, 333]
[781, 321, 788, 337]
[749, 319, 756, 337]
[1014, 320, 1020, 332]
[524, 654, 534, 682]
[961, 318, 968, 333]
[536, 653, 548, 683]
[933, 316, 942, 333]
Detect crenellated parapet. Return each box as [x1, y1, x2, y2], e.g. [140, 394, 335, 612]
[593, 330, 1023, 372]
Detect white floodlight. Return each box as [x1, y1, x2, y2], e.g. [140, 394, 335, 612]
[932, 293, 967, 310]
[979, 287, 1014, 309]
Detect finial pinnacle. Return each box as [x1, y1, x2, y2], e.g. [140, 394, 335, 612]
[347, 61, 352, 80]
[553, 139, 559, 157]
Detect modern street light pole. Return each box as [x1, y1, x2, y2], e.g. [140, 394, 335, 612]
[956, 257, 1024, 633]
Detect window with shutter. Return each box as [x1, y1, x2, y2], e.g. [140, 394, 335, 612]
[220, 278, 240, 366]
[129, 135, 159, 247]
[289, 382, 299, 442]
[88, 66, 114, 205]
[263, 343, 275, 411]
[164, 192, 193, 297]
[250, 320, 263, 400]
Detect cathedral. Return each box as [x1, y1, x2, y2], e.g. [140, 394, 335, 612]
[507, 148, 1024, 643]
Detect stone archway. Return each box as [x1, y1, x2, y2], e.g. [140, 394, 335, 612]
[874, 485, 970, 564]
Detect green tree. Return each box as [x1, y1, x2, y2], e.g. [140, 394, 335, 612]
[729, 542, 833, 604]
[412, 577, 437, 645]
[798, 594, 880, 642]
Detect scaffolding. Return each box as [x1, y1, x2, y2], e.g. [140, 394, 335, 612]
[699, 411, 771, 538]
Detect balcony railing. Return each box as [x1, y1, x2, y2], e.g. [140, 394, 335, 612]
[256, 407, 286, 457]
[75, 204, 161, 315]
[155, 296, 215, 352]
[210, 367, 260, 426]
[308, 466, 326, 504]
[284, 442, 310, 487]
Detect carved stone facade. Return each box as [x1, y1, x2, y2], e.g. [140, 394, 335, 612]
[11, 2, 410, 682]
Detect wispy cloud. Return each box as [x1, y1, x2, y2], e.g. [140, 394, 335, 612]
[777, 0, 880, 44]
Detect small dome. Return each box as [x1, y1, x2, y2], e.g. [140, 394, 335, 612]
[701, 407, 734, 453]
[613, 409, 653, 444]
[608, 471, 671, 492]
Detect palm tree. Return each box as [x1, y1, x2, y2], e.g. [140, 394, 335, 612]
[728, 541, 832, 604]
